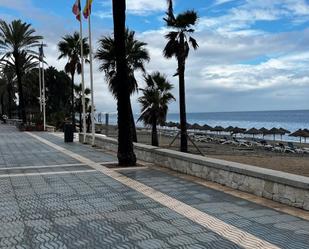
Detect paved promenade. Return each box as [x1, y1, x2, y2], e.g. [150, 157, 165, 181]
[0, 124, 308, 249]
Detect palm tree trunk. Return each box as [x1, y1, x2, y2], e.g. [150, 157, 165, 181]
[178, 33, 188, 152]
[71, 72, 76, 131]
[113, 0, 136, 166]
[14, 53, 27, 123]
[152, 119, 159, 146]
[129, 101, 137, 142]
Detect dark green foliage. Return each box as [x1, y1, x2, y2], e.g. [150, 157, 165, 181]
[0, 65, 16, 118]
[95, 29, 149, 98]
[44, 67, 72, 119]
[95, 28, 150, 142]
[20, 66, 71, 127]
[138, 72, 175, 146]
[57, 32, 89, 130]
[58, 32, 90, 76]
[0, 19, 42, 122]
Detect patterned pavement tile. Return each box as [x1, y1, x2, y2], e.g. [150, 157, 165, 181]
[120, 168, 309, 249]
[1, 125, 308, 249]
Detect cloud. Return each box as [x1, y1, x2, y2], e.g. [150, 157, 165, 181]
[213, 0, 238, 6]
[1, 0, 309, 113]
[201, 0, 309, 35]
[133, 23, 309, 112]
[127, 0, 166, 15]
[97, 0, 166, 16]
[0, 0, 29, 10]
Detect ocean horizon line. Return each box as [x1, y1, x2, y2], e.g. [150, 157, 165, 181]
[164, 109, 309, 116]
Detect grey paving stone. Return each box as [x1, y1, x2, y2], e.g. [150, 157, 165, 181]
[121, 168, 309, 249]
[1, 125, 308, 249]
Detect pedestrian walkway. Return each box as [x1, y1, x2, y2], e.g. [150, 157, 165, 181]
[0, 124, 308, 249]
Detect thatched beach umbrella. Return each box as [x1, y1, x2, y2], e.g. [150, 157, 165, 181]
[278, 127, 291, 140]
[177, 123, 191, 129]
[225, 126, 234, 134]
[268, 127, 283, 141]
[302, 131, 309, 143]
[232, 127, 246, 137]
[244, 128, 260, 138]
[191, 123, 202, 130]
[289, 129, 309, 143]
[279, 127, 291, 134]
[259, 127, 269, 139]
[212, 126, 225, 134]
[202, 124, 212, 131]
[165, 121, 177, 128]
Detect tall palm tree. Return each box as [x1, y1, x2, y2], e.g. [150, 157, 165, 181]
[112, 0, 136, 166]
[163, 0, 198, 152]
[138, 72, 175, 146]
[0, 19, 42, 122]
[74, 83, 90, 131]
[95, 29, 150, 142]
[57, 32, 89, 130]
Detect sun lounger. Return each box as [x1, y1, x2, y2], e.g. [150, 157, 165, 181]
[283, 146, 295, 153]
[222, 140, 238, 145]
[287, 142, 295, 150]
[286, 142, 306, 153]
[264, 144, 273, 151]
[272, 146, 283, 152]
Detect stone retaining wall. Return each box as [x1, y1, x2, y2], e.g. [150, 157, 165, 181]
[80, 133, 309, 211]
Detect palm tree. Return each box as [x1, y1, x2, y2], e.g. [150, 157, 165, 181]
[74, 83, 90, 131]
[163, 0, 198, 152]
[0, 19, 42, 122]
[95, 29, 150, 142]
[138, 72, 175, 146]
[112, 0, 136, 166]
[57, 32, 89, 130]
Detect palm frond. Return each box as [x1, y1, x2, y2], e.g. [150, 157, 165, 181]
[95, 29, 149, 97]
[189, 36, 198, 50]
[175, 11, 198, 29]
[164, 0, 176, 26]
[57, 31, 89, 76]
[138, 72, 175, 126]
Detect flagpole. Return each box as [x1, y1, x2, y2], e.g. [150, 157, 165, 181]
[42, 51, 46, 131]
[79, 15, 87, 143]
[38, 59, 42, 113]
[88, 13, 95, 146]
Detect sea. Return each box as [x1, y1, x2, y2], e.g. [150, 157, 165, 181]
[96, 110, 309, 143]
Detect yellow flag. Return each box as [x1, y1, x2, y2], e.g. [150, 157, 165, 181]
[83, 0, 93, 19]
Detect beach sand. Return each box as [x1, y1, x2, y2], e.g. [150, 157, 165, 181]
[96, 125, 309, 177]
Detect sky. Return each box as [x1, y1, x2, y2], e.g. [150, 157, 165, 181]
[1, 0, 309, 114]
